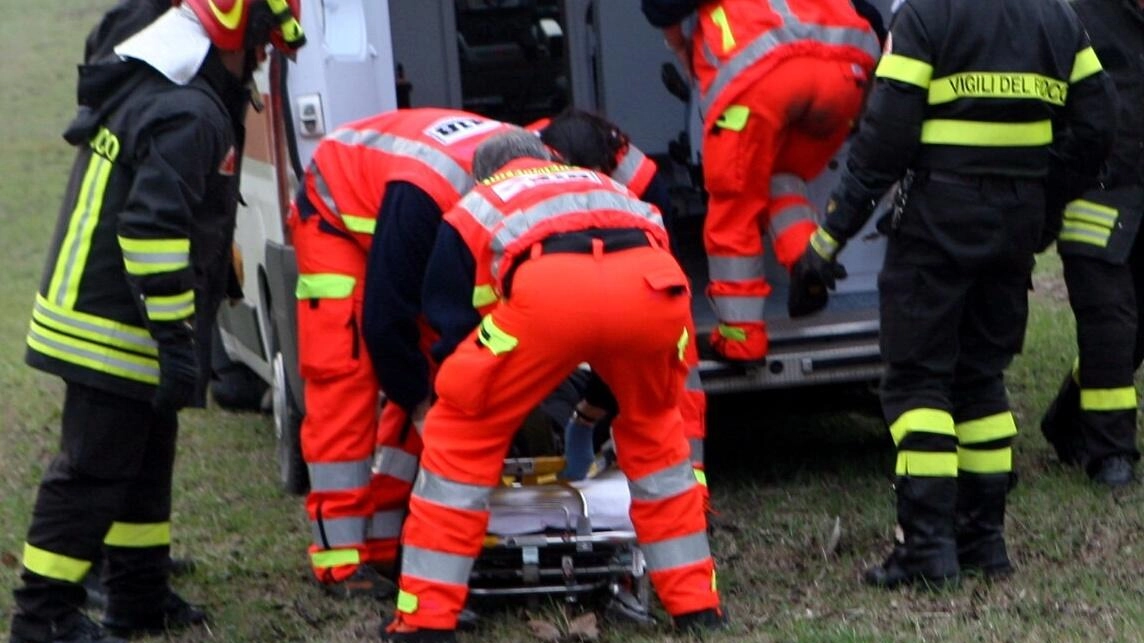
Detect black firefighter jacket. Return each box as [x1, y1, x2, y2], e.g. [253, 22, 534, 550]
[26, 23, 249, 404]
[1057, 0, 1144, 262]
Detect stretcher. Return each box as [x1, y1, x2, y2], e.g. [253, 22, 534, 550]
[469, 456, 655, 623]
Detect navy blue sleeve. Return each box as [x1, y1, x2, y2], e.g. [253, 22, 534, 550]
[361, 181, 443, 413]
[423, 221, 481, 364]
[641, 0, 699, 27]
[639, 169, 673, 220]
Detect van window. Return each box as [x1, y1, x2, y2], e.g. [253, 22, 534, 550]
[323, 0, 368, 60]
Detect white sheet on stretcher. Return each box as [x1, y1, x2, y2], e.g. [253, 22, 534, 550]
[487, 469, 634, 536]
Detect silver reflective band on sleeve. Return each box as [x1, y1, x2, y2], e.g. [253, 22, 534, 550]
[702, 25, 879, 114]
[310, 163, 340, 219]
[412, 468, 493, 512]
[688, 438, 705, 465]
[611, 147, 647, 187]
[685, 367, 703, 392]
[769, 203, 816, 237]
[628, 460, 697, 502]
[770, 173, 807, 199]
[310, 515, 367, 548]
[709, 294, 765, 323]
[367, 509, 406, 540]
[374, 447, 420, 483]
[121, 249, 189, 272]
[707, 255, 765, 282]
[308, 458, 372, 493]
[642, 531, 712, 572]
[401, 545, 475, 586]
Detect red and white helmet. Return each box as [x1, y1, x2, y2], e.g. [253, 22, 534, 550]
[180, 0, 306, 56]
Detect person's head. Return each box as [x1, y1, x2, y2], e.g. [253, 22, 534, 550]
[180, 0, 306, 79]
[539, 108, 628, 175]
[472, 129, 553, 182]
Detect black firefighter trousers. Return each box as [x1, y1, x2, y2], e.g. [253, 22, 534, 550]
[11, 381, 178, 639]
[1053, 242, 1144, 468]
[879, 173, 1041, 432]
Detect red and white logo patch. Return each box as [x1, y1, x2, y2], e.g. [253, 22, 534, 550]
[218, 146, 236, 176]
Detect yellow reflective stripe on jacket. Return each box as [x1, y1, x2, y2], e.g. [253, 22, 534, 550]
[955, 412, 1018, 445]
[295, 273, 356, 299]
[920, 119, 1052, 147]
[48, 152, 113, 307]
[341, 214, 376, 235]
[1060, 220, 1112, 247]
[472, 284, 499, 308]
[33, 293, 157, 356]
[477, 315, 518, 355]
[310, 548, 361, 569]
[709, 6, 737, 51]
[876, 53, 933, 88]
[677, 326, 690, 362]
[1080, 386, 1136, 411]
[927, 72, 1067, 107]
[956, 446, 1012, 474]
[27, 320, 160, 384]
[144, 291, 195, 322]
[104, 521, 171, 548]
[118, 236, 191, 275]
[1070, 46, 1103, 83]
[22, 542, 92, 582]
[889, 408, 955, 446]
[1064, 200, 1118, 227]
[715, 105, 750, 131]
[397, 589, 419, 614]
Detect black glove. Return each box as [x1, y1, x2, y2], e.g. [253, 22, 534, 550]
[153, 339, 200, 413]
[788, 228, 848, 318]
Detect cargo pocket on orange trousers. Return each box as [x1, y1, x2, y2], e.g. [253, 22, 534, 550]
[644, 268, 691, 409]
[297, 295, 361, 380]
[434, 315, 518, 416]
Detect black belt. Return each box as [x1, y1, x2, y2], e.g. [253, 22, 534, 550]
[502, 228, 655, 296]
[922, 170, 1041, 188]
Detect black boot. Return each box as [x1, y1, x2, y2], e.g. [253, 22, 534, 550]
[1041, 374, 1085, 466]
[865, 476, 960, 590]
[956, 472, 1014, 579]
[102, 591, 206, 638]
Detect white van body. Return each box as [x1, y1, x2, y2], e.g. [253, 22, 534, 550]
[217, 0, 893, 493]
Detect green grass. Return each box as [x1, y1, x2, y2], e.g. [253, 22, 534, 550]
[2, 2, 1144, 642]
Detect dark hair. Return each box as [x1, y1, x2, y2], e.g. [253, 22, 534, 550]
[539, 108, 628, 175]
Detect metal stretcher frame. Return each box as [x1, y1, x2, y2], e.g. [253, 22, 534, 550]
[469, 461, 653, 619]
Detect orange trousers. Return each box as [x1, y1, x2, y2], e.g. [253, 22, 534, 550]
[391, 247, 720, 631]
[704, 55, 870, 360]
[292, 215, 385, 583]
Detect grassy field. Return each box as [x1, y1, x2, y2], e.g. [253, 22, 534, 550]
[2, 2, 1143, 642]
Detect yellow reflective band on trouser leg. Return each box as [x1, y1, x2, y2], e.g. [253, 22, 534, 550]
[477, 315, 518, 355]
[956, 446, 1012, 474]
[889, 408, 955, 446]
[311, 548, 361, 569]
[677, 326, 689, 361]
[895, 450, 959, 477]
[1080, 386, 1137, 411]
[693, 468, 707, 487]
[103, 521, 171, 547]
[711, 570, 718, 592]
[397, 589, 419, 614]
[22, 543, 92, 583]
[716, 324, 747, 341]
[715, 105, 750, 132]
[955, 412, 1018, 445]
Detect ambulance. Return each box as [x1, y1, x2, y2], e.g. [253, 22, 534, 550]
[217, 0, 893, 496]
